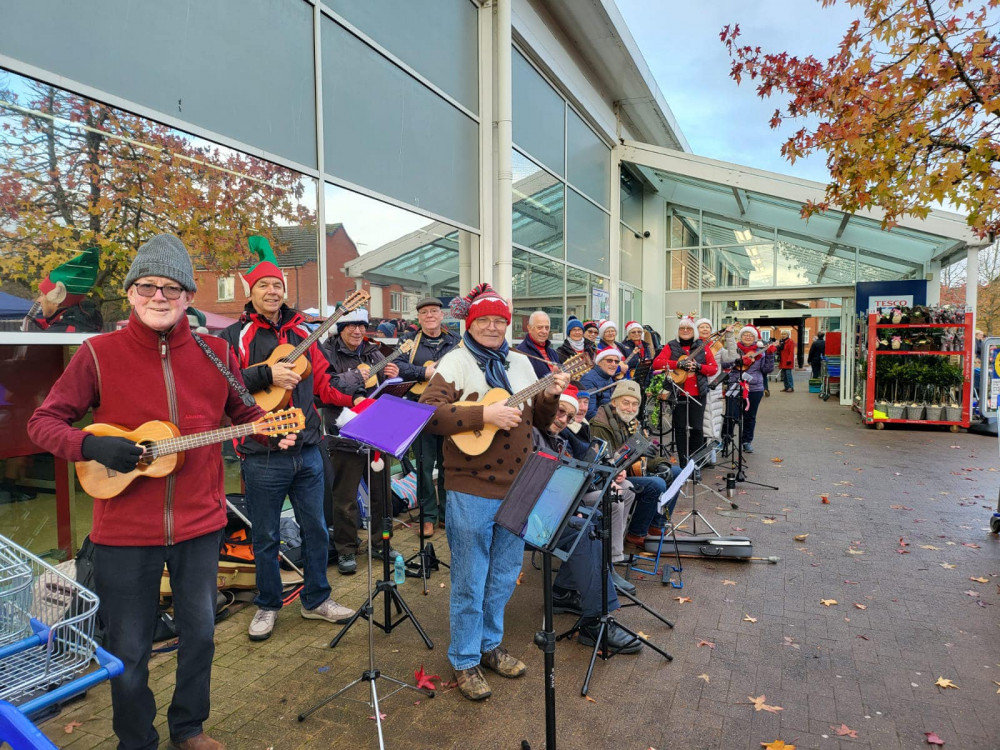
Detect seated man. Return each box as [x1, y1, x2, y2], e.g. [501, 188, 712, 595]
[533, 398, 642, 655]
[578, 347, 621, 419]
[589, 381, 680, 549]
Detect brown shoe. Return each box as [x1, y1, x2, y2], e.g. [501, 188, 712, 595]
[455, 665, 491, 700]
[480, 645, 526, 678]
[625, 532, 646, 548]
[422, 521, 435, 538]
[170, 733, 225, 750]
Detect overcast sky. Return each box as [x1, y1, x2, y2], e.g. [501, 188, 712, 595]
[616, 0, 863, 184]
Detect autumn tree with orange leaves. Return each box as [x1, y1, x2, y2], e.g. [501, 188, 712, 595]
[721, 0, 1000, 237]
[0, 75, 314, 320]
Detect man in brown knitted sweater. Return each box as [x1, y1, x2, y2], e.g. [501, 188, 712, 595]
[419, 283, 568, 701]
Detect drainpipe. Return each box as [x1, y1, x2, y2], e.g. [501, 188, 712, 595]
[495, 0, 513, 318]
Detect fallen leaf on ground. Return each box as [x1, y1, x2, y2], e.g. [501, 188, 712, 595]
[970, 576, 989, 583]
[853, 603, 867, 609]
[782, 635, 800, 649]
[721, 579, 737, 585]
[584, 695, 596, 703]
[831, 723, 858, 738]
[939, 563, 956, 569]
[636, 631, 650, 639]
[64, 721, 83, 734]
[856, 634, 870, 640]
[899, 538, 909, 546]
[890, 504, 913, 510]
[760, 742, 795, 750]
[771, 457, 783, 463]
[846, 548, 864, 555]
[920, 545, 941, 550]
[844, 580, 859, 584]
[516, 572, 524, 585]
[962, 543, 981, 549]
[793, 534, 809, 542]
[924, 731, 945, 745]
[935, 677, 959, 689]
[697, 639, 715, 649]
[964, 590, 980, 597]
[731, 526, 746, 532]
[697, 673, 710, 683]
[820, 599, 838, 607]
[413, 665, 440, 691]
[748, 695, 783, 713]
[674, 596, 692, 604]
[743, 614, 758, 623]
[368, 712, 388, 720]
[762, 518, 777, 524]
[993, 680, 1000, 694]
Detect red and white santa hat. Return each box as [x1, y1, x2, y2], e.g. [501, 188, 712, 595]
[594, 346, 621, 364]
[739, 325, 760, 340]
[624, 320, 643, 336]
[559, 383, 580, 413]
[598, 319, 617, 338]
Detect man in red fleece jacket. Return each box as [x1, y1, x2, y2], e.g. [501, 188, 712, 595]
[28, 234, 294, 750]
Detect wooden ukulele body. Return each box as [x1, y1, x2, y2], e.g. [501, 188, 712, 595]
[251, 344, 312, 412]
[76, 421, 182, 500]
[448, 388, 516, 456]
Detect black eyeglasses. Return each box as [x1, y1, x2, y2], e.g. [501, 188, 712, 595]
[133, 282, 185, 300]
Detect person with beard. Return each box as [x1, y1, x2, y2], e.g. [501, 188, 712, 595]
[557, 316, 595, 363]
[578, 347, 621, 419]
[652, 317, 718, 469]
[320, 305, 401, 575]
[221, 236, 357, 642]
[723, 326, 775, 454]
[589, 380, 679, 553]
[515, 310, 561, 378]
[533, 390, 642, 653]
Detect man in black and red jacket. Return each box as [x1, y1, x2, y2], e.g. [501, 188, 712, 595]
[221, 236, 358, 643]
[515, 310, 561, 378]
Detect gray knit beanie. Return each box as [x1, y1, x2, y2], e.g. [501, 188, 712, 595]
[123, 234, 197, 292]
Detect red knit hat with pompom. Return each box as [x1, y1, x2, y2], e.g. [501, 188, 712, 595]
[449, 283, 510, 325]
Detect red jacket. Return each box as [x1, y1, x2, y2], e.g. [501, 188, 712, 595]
[652, 339, 718, 398]
[28, 312, 263, 546]
[778, 338, 795, 369]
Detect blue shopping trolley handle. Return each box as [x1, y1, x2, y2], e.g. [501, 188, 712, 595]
[16, 645, 124, 720]
[0, 700, 59, 750]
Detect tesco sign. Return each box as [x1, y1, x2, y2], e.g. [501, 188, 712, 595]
[868, 295, 913, 312]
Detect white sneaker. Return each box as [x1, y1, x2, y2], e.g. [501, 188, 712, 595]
[248, 608, 277, 641]
[301, 598, 355, 624]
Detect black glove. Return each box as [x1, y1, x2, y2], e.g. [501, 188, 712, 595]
[81, 434, 145, 473]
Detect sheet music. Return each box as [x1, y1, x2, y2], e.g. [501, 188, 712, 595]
[658, 460, 695, 512]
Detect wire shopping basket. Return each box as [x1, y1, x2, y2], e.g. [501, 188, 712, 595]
[0, 535, 101, 708]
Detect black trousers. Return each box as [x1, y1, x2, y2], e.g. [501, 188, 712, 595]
[94, 531, 222, 750]
[811, 361, 822, 378]
[413, 430, 446, 523]
[672, 394, 705, 468]
[328, 447, 392, 556]
[554, 512, 618, 618]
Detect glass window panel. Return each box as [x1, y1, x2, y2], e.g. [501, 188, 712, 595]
[620, 168, 643, 229]
[512, 249, 564, 339]
[326, 0, 478, 113]
[620, 224, 643, 287]
[323, 18, 479, 229]
[566, 189, 610, 275]
[512, 49, 565, 176]
[566, 267, 608, 324]
[325, 184, 465, 321]
[512, 150, 563, 258]
[716, 244, 775, 288]
[567, 108, 610, 208]
[0, 71, 318, 331]
[774, 233, 856, 286]
[857, 246, 922, 282]
[0, 0, 316, 167]
[668, 249, 700, 291]
[701, 212, 772, 248]
[669, 208, 700, 248]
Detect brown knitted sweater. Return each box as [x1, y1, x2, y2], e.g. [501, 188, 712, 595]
[418, 346, 558, 500]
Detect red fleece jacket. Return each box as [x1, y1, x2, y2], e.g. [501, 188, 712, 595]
[28, 312, 263, 546]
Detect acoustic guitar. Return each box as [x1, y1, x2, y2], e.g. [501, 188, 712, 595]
[408, 360, 436, 397]
[251, 290, 370, 412]
[75, 408, 305, 499]
[669, 330, 724, 385]
[450, 354, 592, 456]
[356, 340, 414, 389]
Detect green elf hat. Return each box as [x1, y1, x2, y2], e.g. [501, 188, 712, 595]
[39, 246, 100, 305]
[239, 235, 284, 297]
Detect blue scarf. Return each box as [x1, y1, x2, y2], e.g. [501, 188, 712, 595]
[463, 331, 513, 392]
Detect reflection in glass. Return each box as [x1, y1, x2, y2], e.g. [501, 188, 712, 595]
[329, 184, 467, 322]
[774, 233, 856, 286]
[669, 249, 700, 290]
[566, 189, 610, 276]
[513, 249, 564, 339]
[620, 224, 643, 287]
[566, 108, 610, 209]
[669, 209, 700, 248]
[512, 49, 565, 177]
[0, 69, 316, 330]
[566, 266, 608, 324]
[621, 168, 643, 229]
[512, 150, 563, 257]
[857, 246, 921, 282]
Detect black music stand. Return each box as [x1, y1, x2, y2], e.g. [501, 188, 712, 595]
[299, 393, 436, 746]
[495, 451, 614, 750]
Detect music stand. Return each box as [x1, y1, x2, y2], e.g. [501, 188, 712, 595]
[298, 394, 436, 745]
[496, 451, 614, 750]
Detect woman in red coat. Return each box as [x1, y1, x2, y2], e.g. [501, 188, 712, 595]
[777, 332, 795, 392]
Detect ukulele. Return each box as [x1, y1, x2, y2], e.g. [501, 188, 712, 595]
[450, 354, 592, 456]
[669, 330, 724, 385]
[250, 290, 370, 412]
[408, 360, 437, 397]
[76, 408, 305, 499]
[356, 340, 414, 389]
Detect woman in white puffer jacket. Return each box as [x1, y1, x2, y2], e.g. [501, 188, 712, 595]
[696, 319, 737, 465]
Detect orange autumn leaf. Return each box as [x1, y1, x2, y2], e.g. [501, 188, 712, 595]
[935, 677, 959, 689]
[748, 695, 783, 713]
[674, 596, 692, 604]
[697, 639, 716, 649]
[64, 721, 83, 734]
[820, 599, 838, 607]
[832, 723, 858, 738]
[760, 742, 795, 750]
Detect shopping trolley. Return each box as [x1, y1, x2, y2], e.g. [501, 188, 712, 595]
[0, 535, 122, 749]
[820, 355, 841, 401]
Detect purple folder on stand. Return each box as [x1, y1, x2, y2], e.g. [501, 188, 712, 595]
[338, 394, 437, 458]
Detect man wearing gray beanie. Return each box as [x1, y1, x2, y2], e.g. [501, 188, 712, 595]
[29, 233, 296, 750]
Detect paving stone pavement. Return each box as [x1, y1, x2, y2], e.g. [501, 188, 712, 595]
[38, 373, 1000, 749]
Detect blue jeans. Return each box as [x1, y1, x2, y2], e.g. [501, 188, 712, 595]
[445, 490, 525, 670]
[781, 368, 794, 389]
[241, 445, 332, 610]
[95, 531, 221, 749]
[627, 473, 678, 535]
